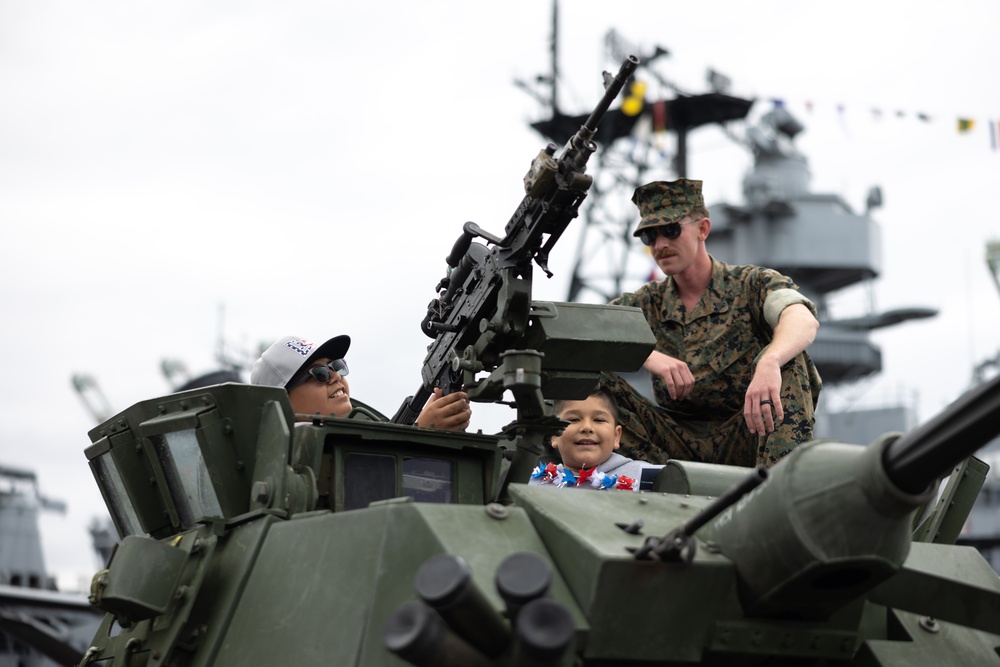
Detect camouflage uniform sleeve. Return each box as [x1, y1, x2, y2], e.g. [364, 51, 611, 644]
[754, 268, 817, 330]
[763, 289, 817, 329]
[610, 292, 639, 307]
[610, 290, 641, 309]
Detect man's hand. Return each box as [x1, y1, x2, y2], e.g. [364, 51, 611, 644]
[744, 358, 783, 435]
[416, 388, 471, 431]
[744, 302, 819, 435]
[644, 350, 695, 401]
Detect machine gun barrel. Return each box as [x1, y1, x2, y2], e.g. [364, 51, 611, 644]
[883, 372, 1000, 494]
[581, 58, 640, 138]
[545, 55, 639, 176]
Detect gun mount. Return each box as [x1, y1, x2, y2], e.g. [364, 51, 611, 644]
[392, 55, 655, 500]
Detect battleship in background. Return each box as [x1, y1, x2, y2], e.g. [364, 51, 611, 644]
[0, 465, 103, 667]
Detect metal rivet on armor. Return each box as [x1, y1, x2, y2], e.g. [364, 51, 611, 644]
[485, 503, 509, 520]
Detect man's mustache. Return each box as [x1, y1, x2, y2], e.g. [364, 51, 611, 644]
[653, 248, 677, 260]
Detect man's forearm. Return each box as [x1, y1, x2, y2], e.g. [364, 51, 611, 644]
[758, 304, 819, 368]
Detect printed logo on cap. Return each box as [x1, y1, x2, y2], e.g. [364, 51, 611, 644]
[284, 339, 315, 357]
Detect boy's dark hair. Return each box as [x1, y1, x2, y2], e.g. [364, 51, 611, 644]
[552, 387, 620, 425]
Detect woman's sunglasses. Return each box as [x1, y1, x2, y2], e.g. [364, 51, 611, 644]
[287, 359, 349, 390]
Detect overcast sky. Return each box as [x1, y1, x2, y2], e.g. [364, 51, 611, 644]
[2, 1, 998, 590]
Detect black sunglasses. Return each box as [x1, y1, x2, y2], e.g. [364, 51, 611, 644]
[638, 219, 700, 247]
[287, 359, 349, 390]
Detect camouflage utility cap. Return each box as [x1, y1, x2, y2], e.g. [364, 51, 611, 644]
[632, 178, 704, 237]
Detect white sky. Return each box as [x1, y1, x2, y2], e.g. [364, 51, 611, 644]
[2, 1, 998, 590]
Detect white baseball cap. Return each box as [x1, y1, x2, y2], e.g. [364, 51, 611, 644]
[250, 335, 351, 388]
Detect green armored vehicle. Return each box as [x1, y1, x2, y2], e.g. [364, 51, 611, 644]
[77, 56, 1000, 665]
[79, 371, 1000, 667]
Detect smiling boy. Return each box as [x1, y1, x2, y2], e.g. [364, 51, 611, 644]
[529, 389, 652, 490]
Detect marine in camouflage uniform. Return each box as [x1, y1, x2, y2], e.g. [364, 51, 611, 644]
[602, 179, 822, 468]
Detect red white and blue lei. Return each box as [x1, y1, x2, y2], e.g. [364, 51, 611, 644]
[530, 462, 638, 491]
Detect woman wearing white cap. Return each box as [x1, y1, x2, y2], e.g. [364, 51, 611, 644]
[250, 335, 471, 431]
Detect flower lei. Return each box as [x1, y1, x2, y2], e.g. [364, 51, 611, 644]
[530, 462, 638, 491]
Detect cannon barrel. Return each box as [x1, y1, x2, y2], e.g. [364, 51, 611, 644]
[883, 372, 1000, 494]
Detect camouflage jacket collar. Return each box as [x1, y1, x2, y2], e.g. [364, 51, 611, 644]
[661, 256, 732, 323]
